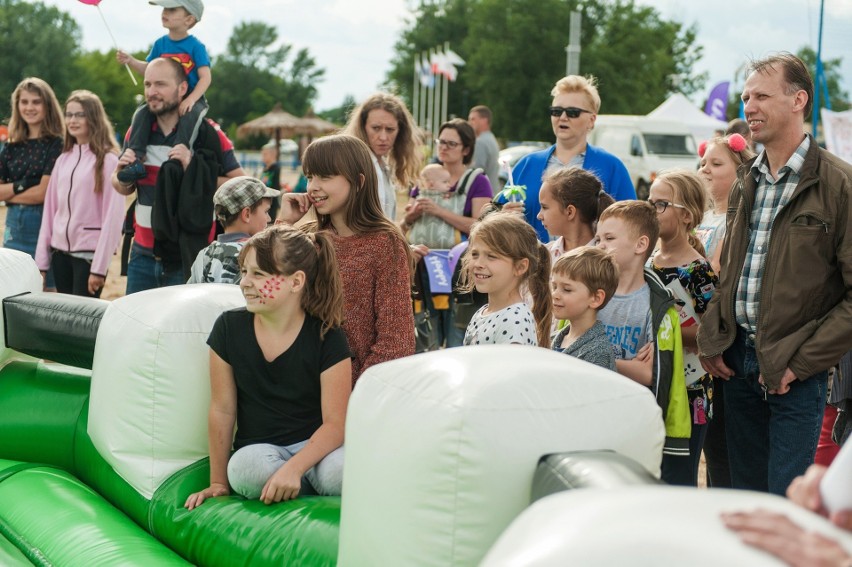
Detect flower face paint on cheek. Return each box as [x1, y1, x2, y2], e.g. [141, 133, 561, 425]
[258, 276, 284, 303]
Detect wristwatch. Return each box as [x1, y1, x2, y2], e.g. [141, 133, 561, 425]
[12, 181, 25, 195]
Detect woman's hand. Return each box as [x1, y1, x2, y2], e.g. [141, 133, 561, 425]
[260, 462, 303, 504]
[184, 482, 230, 510]
[88, 274, 105, 296]
[415, 197, 443, 219]
[403, 200, 424, 225]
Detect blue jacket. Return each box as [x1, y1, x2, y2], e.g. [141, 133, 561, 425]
[509, 144, 636, 241]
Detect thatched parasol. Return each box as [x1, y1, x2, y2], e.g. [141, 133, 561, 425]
[237, 103, 305, 160]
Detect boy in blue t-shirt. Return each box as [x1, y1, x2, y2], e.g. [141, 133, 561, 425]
[116, 0, 211, 182]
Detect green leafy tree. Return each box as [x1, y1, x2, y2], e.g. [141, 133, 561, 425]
[74, 49, 149, 136]
[0, 0, 82, 120]
[797, 46, 850, 114]
[206, 22, 325, 135]
[387, 0, 706, 141]
[319, 94, 357, 126]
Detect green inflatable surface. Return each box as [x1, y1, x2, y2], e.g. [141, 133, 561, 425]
[0, 360, 341, 566]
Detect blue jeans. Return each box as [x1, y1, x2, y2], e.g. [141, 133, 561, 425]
[4, 204, 54, 288]
[125, 243, 186, 294]
[722, 328, 827, 495]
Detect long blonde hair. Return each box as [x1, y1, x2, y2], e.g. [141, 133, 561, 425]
[64, 90, 120, 194]
[8, 77, 64, 143]
[239, 224, 344, 338]
[460, 214, 552, 347]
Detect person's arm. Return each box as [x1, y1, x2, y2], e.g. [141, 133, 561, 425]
[113, 149, 139, 196]
[181, 66, 211, 116]
[185, 349, 237, 510]
[3, 174, 50, 205]
[260, 357, 352, 504]
[362, 235, 415, 372]
[91, 154, 125, 281]
[616, 357, 653, 386]
[116, 50, 148, 75]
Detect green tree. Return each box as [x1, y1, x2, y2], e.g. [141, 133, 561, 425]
[387, 0, 706, 142]
[385, 0, 478, 121]
[0, 0, 82, 120]
[206, 22, 325, 135]
[797, 46, 850, 114]
[74, 49, 149, 136]
[319, 94, 357, 126]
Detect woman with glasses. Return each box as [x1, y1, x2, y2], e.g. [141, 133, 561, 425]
[344, 93, 421, 220]
[35, 90, 125, 297]
[507, 75, 635, 242]
[402, 119, 493, 349]
[0, 77, 64, 289]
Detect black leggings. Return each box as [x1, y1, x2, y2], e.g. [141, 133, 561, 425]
[50, 250, 102, 298]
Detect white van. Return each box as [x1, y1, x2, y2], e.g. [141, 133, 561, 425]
[588, 115, 699, 199]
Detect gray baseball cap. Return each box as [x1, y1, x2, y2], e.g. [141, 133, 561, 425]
[149, 0, 204, 21]
[214, 176, 281, 215]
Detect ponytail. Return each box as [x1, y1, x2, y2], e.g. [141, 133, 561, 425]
[528, 242, 553, 347]
[687, 231, 706, 258]
[302, 230, 345, 338]
[595, 189, 615, 230]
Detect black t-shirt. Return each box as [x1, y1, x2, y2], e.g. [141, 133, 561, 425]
[207, 308, 352, 449]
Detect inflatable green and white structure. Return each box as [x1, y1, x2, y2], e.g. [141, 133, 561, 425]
[1, 247, 849, 565]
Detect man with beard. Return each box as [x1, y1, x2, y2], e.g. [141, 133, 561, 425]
[112, 57, 244, 293]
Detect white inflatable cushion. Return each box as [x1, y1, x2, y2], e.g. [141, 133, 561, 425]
[0, 249, 43, 363]
[339, 345, 665, 566]
[88, 284, 245, 499]
[482, 486, 852, 566]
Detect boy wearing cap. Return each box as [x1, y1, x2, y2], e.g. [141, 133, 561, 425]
[188, 176, 279, 284]
[116, 0, 211, 183]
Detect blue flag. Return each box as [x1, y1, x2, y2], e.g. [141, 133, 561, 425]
[704, 81, 730, 122]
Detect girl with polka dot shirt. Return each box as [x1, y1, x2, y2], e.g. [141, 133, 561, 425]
[460, 213, 552, 347]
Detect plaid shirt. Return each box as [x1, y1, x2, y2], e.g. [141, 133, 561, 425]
[735, 136, 810, 333]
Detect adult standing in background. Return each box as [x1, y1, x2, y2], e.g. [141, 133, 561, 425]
[259, 141, 281, 221]
[468, 105, 500, 190]
[344, 93, 421, 220]
[36, 90, 125, 298]
[698, 53, 852, 496]
[0, 77, 64, 288]
[508, 75, 635, 242]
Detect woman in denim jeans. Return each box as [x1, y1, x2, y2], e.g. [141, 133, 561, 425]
[0, 77, 64, 288]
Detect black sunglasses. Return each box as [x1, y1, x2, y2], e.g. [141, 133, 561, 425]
[549, 106, 593, 118]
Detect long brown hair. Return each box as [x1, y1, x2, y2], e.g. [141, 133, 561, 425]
[301, 134, 413, 271]
[344, 93, 421, 189]
[239, 224, 344, 338]
[64, 90, 120, 194]
[460, 213, 552, 347]
[8, 77, 64, 143]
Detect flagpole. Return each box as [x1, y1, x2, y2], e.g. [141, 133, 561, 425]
[94, 5, 138, 86]
[442, 42, 450, 125]
[412, 55, 420, 128]
[433, 50, 441, 142]
[426, 49, 435, 144]
[420, 52, 429, 132]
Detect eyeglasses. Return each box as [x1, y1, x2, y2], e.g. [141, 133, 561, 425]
[648, 199, 688, 214]
[548, 106, 593, 118]
[65, 112, 86, 120]
[436, 139, 461, 149]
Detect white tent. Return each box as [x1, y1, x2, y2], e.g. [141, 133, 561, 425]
[648, 93, 728, 143]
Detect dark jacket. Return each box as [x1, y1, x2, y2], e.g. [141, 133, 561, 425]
[697, 136, 852, 390]
[151, 122, 224, 278]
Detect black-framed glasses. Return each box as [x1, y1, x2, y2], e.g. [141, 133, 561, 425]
[648, 199, 688, 214]
[548, 106, 592, 118]
[65, 112, 86, 120]
[436, 139, 461, 149]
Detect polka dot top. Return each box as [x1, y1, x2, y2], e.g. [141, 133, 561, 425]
[463, 302, 537, 346]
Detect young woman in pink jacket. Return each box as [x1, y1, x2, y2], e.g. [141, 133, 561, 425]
[36, 90, 125, 297]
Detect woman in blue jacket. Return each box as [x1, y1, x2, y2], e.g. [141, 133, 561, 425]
[506, 75, 635, 242]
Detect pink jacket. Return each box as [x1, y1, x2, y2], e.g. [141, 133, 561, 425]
[36, 145, 124, 276]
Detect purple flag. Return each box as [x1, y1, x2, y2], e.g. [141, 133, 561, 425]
[704, 81, 730, 122]
[423, 250, 452, 294]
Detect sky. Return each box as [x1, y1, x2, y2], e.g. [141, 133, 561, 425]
[47, 0, 852, 115]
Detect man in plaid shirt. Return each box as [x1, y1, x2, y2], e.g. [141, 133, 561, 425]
[698, 53, 852, 495]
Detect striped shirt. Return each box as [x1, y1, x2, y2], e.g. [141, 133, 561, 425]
[735, 136, 810, 333]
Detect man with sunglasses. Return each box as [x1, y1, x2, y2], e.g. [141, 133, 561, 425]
[698, 53, 852, 496]
[503, 75, 635, 242]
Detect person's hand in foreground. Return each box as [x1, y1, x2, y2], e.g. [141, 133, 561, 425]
[184, 482, 230, 510]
